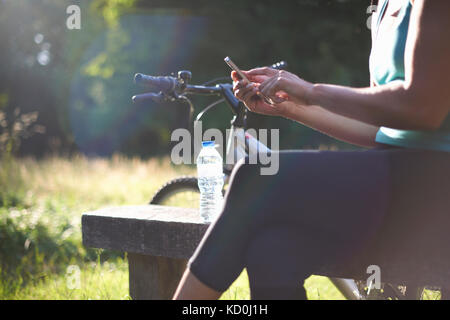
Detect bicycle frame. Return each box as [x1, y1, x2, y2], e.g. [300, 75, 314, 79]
[223, 125, 271, 173]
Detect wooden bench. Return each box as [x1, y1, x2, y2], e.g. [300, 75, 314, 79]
[82, 204, 450, 300]
[82, 205, 207, 299]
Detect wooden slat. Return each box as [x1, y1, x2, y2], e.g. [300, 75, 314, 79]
[82, 205, 208, 259]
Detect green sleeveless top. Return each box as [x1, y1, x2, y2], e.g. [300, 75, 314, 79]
[370, 0, 450, 152]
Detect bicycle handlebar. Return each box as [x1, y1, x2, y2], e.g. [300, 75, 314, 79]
[132, 60, 287, 104]
[132, 92, 166, 104]
[134, 73, 179, 93]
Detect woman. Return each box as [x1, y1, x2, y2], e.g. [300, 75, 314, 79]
[174, 0, 450, 299]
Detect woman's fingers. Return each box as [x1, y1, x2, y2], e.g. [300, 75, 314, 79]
[250, 75, 270, 84]
[259, 76, 280, 98]
[233, 69, 289, 105]
[231, 70, 254, 83]
[231, 70, 242, 82]
[242, 86, 259, 102]
[234, 82, 256, 101]
[258, 76, 277, 94]
[259, 75, 287, 104]
[234, 77, 285, 105]
[234, 67, 279, 85]
[233, 79, 251, 92]
[246, 67, 278, 77]
[270, 95, 287, 104]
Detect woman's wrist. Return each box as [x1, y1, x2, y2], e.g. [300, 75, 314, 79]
[278, 100, 303, 119]
[304, 82, 319, 107]
[278, 81, 316, 118]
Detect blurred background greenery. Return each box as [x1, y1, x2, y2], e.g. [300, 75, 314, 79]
[0, 0, 391, 300]
[0, 0, 372, 159]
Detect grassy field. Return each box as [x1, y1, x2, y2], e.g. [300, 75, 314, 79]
[0, 154, 410, 300]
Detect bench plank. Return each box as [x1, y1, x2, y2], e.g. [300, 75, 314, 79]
[82, 205, 208, 259]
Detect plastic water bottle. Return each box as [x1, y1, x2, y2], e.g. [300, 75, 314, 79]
[197, 141, 224, 223]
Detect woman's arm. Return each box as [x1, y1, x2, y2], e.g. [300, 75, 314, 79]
[281, 102, 380, 148]
[256, 0, 450, 131]
[232, 72, 381, 147]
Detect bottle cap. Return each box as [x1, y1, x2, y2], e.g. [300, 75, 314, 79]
[202, 141, 215, 147]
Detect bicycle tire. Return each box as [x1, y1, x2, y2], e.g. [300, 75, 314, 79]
[150, 176, 199, 206]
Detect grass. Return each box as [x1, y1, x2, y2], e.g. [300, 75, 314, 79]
[2, 259, 130, 300]
[0, 155, 440, 300]
[0, 154, 194, 300]
[220, 272, 345, 300]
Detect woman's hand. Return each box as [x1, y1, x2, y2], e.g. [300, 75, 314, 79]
[255, 68, 314, 107]
[231, 69, 290, 116]
[231, 67, 313, 116]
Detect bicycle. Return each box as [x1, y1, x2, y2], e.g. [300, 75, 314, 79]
[131, 62, 425, 300]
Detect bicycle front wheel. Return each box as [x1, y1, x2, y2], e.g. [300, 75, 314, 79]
[150, 176, 200, 208]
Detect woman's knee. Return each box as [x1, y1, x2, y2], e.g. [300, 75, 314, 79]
[224, 158, 262, 201]
[228, 157, 256, 183]
[245, 226, 311, 287]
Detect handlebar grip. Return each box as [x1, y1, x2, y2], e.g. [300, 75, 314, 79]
[134, 73, 177, 93]
[132, 92, 166, 104]
[270, 61, 287, 70]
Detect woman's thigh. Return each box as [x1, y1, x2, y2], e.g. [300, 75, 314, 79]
[188, 149, 394, 290]
[222, 149, 392, 242]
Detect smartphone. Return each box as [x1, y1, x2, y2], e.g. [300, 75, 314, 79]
[224, 56, 275, 105]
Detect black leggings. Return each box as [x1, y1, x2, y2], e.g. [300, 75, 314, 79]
[187, 148, 450, 299]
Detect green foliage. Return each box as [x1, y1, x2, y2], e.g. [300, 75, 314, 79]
[0, 200, 125, 287]
[0, 108, 44, 157]
[0, 157, 26, 208]
[92, 0, 137, 27]
[0, 94, 45, 207]
[0, 201, 84, 283]
[0, 0, 371, 157]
